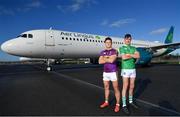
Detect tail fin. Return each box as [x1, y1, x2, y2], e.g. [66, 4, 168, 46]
[164, 26, 174, 44]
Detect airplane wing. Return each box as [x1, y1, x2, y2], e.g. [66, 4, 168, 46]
[146, 42, 180, 50]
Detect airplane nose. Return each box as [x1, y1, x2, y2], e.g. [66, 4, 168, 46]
[1, 40, 14, 53]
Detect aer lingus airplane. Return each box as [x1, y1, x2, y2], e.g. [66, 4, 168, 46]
[1, 26, 180, 71]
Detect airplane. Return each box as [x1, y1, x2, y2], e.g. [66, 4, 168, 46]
[1, 26, 180, 71]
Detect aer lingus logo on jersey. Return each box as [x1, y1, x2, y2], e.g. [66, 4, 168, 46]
[95, 36, 101, 39]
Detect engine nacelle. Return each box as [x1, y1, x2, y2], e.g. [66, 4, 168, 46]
[136, 48, 153, 66]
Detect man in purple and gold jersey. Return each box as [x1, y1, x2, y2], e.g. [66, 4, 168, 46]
[99, 37, 120, 113]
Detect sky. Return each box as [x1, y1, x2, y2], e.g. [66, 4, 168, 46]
[0, 0, 180, 61]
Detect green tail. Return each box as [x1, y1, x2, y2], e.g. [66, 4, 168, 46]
[164, 26, 174, 44]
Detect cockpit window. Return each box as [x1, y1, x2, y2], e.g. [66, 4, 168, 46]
[21, 34, 27, 38]
[28, 34, 33, 38]
[17, 34, 33, 38]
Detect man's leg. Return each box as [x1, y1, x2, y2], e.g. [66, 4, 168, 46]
[129, 77, 135, 103]
[104, 81, 110, 102]
[129, 77, 138, 108]
[100, 81, 110, 108]
[121, 77, 130, 114]
[112, 80, 120, 112]
[122, 77, 129, 107]
[112, 81, 120, 105]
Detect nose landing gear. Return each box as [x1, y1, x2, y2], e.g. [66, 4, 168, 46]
[46, 59, 52, 71]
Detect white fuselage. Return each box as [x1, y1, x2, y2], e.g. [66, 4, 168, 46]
[1, 29, 166, 59]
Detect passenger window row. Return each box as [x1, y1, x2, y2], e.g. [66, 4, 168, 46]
[61, 37, 123, 45]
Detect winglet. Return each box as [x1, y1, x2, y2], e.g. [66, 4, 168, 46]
[164, 26, 174, 44]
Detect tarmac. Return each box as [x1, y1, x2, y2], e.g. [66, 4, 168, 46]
[0, 63, 179, 116]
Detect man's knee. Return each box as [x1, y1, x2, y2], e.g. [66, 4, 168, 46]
[113, 85, 119, 92]
[123, 81, 129, 89]
[104, 84, 109, 90]
[129, 83, 134, 89]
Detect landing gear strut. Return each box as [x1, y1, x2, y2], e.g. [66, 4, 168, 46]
[46, 59, 52, 71]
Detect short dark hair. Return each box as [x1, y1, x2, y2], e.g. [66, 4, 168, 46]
[104, 37, 112, 43]
[124, 34, 132, 39]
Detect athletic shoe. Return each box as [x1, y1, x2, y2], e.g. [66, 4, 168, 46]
[122, 106, 130, 115]
[100, 102, 109, 108]
[114, 104, 120, 112]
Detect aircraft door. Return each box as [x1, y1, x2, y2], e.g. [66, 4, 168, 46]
[45, 30, 55, 46]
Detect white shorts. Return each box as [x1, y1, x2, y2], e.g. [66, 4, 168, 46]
[103, 72, 118, 81]
[121, 69, 136, 78]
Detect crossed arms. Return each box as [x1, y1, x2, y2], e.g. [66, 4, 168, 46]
[120, 51, 140, 60]
[98, 50, 140, 64]
[99, 55, 117, 64]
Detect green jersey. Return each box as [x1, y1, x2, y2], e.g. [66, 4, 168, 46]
[119, 45, 137, 69]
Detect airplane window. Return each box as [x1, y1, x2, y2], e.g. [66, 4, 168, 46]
[80, 39, 82, 41]
[96, 40, 97, 42]
[70, 38, 72, 40]
[66, 37, 68, 40]
[73, 38, 75, 41]
[21, 34, 27, 38]
[28, 34, 33, 38]
[62, 37, 64, 40]
[77, 38, 79, 41]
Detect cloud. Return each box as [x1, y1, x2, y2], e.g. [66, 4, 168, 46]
[101, 18, 136, 28]
[101, 20, 108, 26]
[110, 18, 136, 28]
[149, 28, 168, 35]
[0, 6, 14, 15]
[57, 0, 97, 12]
[0, 0, 43, 15]
[26, 0, 42, 8]
[17, 0, 43, 12]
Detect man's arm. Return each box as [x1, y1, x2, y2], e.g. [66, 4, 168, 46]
[122, 54, 132, 60]
[105, 55, 117, 63]
[99, 55, 117, 64]
[119, 47, 131, 60]
[131, 51, 140, 59]
[99, 56, 106, 64]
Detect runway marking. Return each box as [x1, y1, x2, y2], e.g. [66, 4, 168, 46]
[51, 71, 180, 115]
[136, 99, 180, 115]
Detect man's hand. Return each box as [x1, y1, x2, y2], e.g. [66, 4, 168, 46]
[99, 55, 117, 64]
[130, 52, 140, 59]
[122, 54, 132, 60]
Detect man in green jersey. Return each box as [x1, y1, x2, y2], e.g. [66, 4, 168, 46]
[119, 34, 140, 114]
